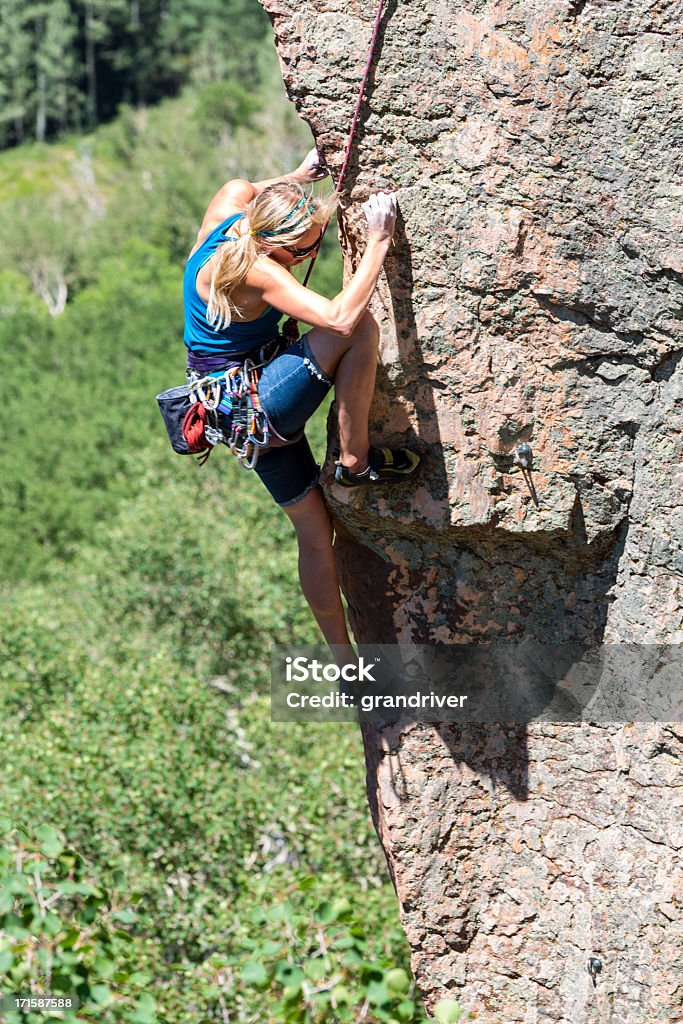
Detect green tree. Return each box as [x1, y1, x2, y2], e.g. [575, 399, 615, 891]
[0, 0, 275, 148]
[160, 0, 270, 90]
[32, 0, 80, 141]
[116, 0, 181, 107]
[78, 0, 127, 126]
[0, 1, 33, 145]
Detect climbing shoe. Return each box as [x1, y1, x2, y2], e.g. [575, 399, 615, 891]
[334, 445, 422, 487]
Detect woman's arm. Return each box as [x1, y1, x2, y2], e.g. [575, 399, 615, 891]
[198, 150, 329, 236]
[251, 194, 397, 337]
[252, 148, 329, 194]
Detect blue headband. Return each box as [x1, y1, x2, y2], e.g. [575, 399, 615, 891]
[259, 196, 312, 237]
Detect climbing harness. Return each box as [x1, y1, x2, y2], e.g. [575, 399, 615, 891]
[157, 337, 301, 471]
[183, 337, 301, 470]
[185, 354, 272, 471]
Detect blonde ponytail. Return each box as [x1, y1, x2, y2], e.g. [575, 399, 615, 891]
[205, 181, 340, 332]
[207, 230, 258, 330]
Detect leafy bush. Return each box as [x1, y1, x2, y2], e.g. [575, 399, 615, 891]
[1, 823, 461, 1022]
[0, 240, 182, 579]
[0, 822, 155, 1023]
[194, 82, 261, 140]
[184, 874, 428, 1023]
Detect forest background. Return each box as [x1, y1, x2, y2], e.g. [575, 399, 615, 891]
[0, 2, 453, 1022]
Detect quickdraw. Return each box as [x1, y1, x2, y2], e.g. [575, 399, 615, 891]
[224, 358, 271, 469]
[184, 340, 283, 470]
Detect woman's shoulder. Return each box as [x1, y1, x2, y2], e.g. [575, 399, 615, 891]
[210, 179, 256, 215]
[189, 209, 245, 258]
[193, 178, 255, 244]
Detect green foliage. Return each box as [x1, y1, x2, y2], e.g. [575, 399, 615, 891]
[0, 454, 425, 1021]
[0, 190, 88, 303]
[0, 0, 272, 147]
[0, 822, 153, 1022]
[0, 819, 431, 1022]
[0, 238, 182, 578]
[33, 0, 80, 140]
[187, 876, 425, 1022]
[433, 998, 465, 1022]
[0, 1, 33, 147]
[160, 0, 270, 91]
[194, 82, 261, 141]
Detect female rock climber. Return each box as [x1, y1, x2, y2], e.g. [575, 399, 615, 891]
[183, 147, 421, 650]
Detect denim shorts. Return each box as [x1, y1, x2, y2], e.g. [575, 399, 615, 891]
[254, 333, 333, 506]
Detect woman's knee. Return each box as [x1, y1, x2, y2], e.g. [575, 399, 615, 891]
[298, 532, 334, 562]
[306, 311, 379, 378]
[283, 486, 333, 546]
[339, 311, 379, 365]
[352, 310, 380, 349]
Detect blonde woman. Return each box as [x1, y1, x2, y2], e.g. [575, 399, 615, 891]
[184, 148, 420, 649]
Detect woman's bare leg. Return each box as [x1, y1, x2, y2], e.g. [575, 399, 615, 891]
[306, 311, 380, 473]
[283, 485, 355, 661]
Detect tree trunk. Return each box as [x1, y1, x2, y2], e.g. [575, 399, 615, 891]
[35, 66, 46, 143]
[84, 1, 97, 126]
[260, 1, 683, 1021]
[130, 0, 142, 105]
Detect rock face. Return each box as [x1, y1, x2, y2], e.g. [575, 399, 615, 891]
[260, 1, 683, 1020]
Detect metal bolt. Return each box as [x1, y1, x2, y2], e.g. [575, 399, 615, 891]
[513, 443, 533, 470]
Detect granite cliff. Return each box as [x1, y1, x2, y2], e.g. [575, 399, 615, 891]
[260, 1, 683, 1020]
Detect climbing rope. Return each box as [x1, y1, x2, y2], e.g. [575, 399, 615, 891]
[282, 0, 387, 343]
[182, 402, 213, 465]
[304, 0, 387, 287]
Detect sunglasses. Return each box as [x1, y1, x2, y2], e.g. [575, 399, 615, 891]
[283, 231, 323, 257]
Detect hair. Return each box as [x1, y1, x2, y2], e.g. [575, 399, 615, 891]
[206, 182, 340, 330]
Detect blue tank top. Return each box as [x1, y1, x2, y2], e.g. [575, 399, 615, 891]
[183, 212, 283, 356]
